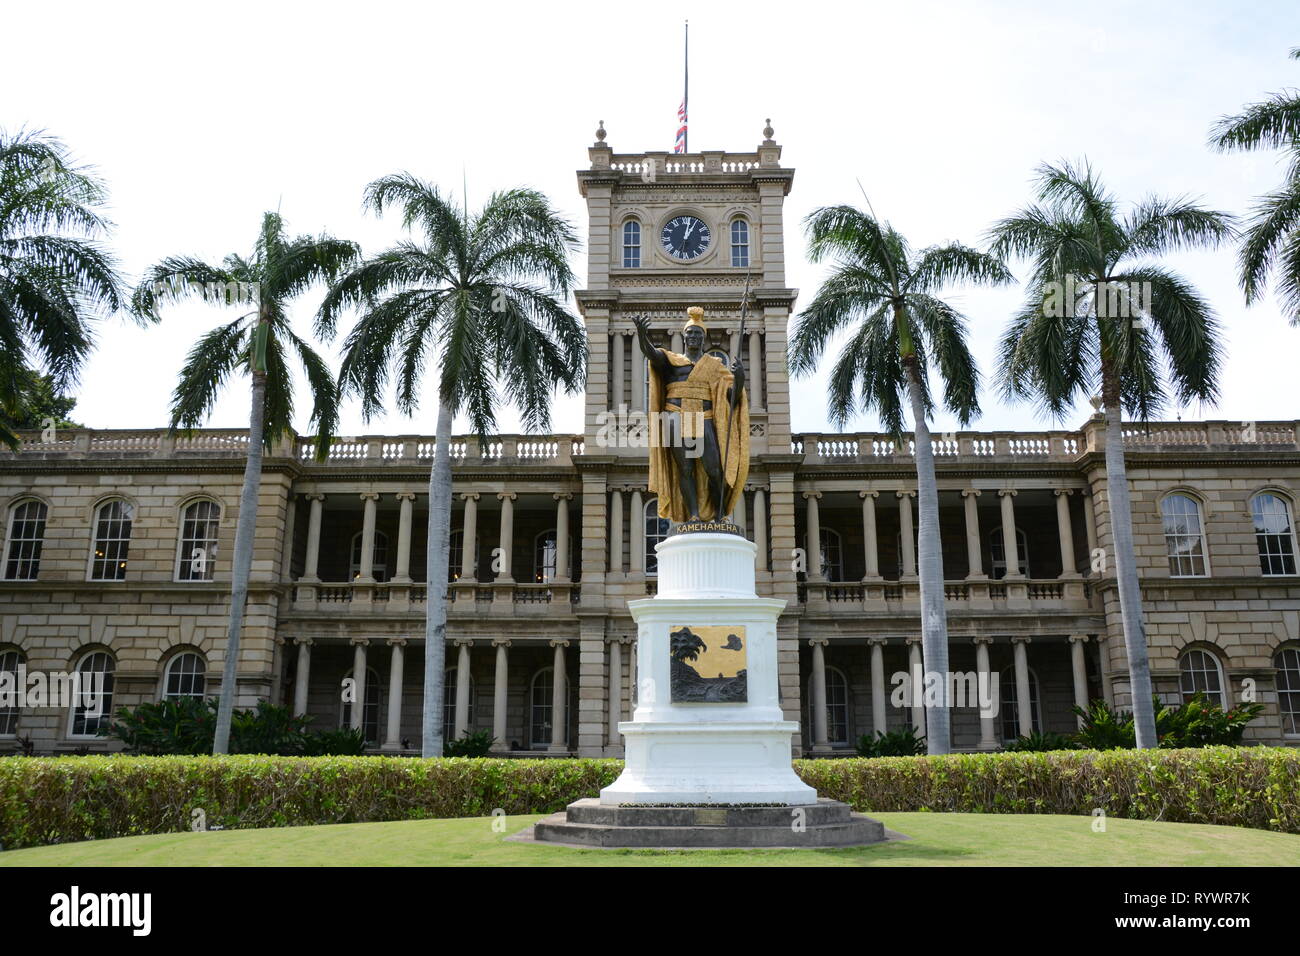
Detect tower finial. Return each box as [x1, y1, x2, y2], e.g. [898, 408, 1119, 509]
[762, 118, 775, 143]
[595, 120, 606, 143]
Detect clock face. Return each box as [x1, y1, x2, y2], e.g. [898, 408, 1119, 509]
[660, 216, 711, 261]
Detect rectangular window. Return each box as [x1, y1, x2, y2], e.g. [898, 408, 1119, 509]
[1161, 495, 1207, 577]
[4, 501, 47, 581]
[177, 501, 220, 581]
[90, 500, 133, 580]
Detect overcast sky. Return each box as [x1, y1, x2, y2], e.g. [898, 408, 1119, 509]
[6, 0, 1300, 439]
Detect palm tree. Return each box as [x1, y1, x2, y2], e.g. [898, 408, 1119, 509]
[1210, 47, 1300, 324]
[0, 129, 128, 448]
[317, 174, 585, 757]
[131, 212, 358, 754]
[988, 160, 1233, 749]
[790, 205, 1012, 754]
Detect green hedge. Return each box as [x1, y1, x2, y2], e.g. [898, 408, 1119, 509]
[798, 747, 1300, 834]
[0, 748, 1296, 850]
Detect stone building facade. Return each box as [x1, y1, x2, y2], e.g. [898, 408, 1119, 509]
[2, 126, 1299, 754]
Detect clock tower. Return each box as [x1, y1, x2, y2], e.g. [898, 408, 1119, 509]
[574, 120, 803, 730]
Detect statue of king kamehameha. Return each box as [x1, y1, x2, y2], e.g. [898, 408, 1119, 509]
[633, 307, 749, 524]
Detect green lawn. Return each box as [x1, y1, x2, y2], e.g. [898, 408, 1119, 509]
[3, 812, 1297, 866]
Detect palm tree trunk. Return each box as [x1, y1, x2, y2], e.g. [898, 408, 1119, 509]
[421, 399, 454, 757]
[1101, 365, 1158, 748]
[903, 357, 951, 754]
[212, 369, 267, 754]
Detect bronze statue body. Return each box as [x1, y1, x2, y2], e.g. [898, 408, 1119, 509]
[634, 308, 749, 525]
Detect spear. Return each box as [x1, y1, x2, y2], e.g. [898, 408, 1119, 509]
[718, 270, 752, 521]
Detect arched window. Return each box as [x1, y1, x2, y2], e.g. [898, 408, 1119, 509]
[0, 648, 24, 735]
[163, 651, 206, 700]
[341, 666, 381, 745]
[1000, 666, 1042, 741]
[177, 499, 220, 581]
[70, 650, 115, 737]
[349, 531, 389, 582]
[1275, 645, 1300, 735]
[989, 527, 1029, 579]
[1161, 493, 1208, 577]
[534, 529, 570, 583]
[819, 528, 844, 582]
[530, 666, 573, 749]
[4, 499, 48, 581]
[622, 220, 641, 268]
[1178, 648, 1225, 708]
[644, 498, 671, 575]
[806, 666, 851, 746]
[730, 218, 749, 268]
[449, 529, 480, 582]
[706, 348, 730, 367]
[1251, 493, 1297, 576]
[89, 499, 133, 581]
[443, 667, 478, 743]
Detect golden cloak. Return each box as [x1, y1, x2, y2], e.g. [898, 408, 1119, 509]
[647, 351, 749, 523]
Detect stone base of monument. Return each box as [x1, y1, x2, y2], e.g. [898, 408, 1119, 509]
[527, 530, 891, 850]
[530, 797, 886, 849]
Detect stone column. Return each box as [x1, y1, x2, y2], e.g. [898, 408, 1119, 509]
[753, 487, 768, 572]
[280, 494, 297, 580]
[554, 493, 571, 582]
[608, 488, 624, 574]
[1012, 637, 1032, 737]
[302, 494, 324, 581]
[732, 487, 747, 532]
[908, 639, 926, 736]
[1056, 490, 1079, 578]
[631, 334, 647, 412]
[630, 489, 645, 574]
[383, 639, 405, 750]
[860, 491, 880, 580]
[748, 331, 762, 411]
[292, 637, 312, 716]
[460, 493, 479, 581]
[809, 639, 830, 751]
[671, 330, 683, 354]
[999, 490, 1022, 578]
[496, 492, 515, 582]
[611, 330, 625, 411]
[973, 637, 998, 750]
[607, 638, 622, 747]
[357, 492, 379, 581]
[898, 491, 917, 578]
[549, 640, 569, 753]
[962, 489, 985, 578]
[393, 492, 415, 583]
[728, 326, 740, 358]
[804, 491, 823, 580]
[1083, 489, 1099, 559]
[350, 638, 368, 731]
[1070, 634, 1090, 724]
[454, 640, 472, 738]
[868, 638, 886, 737]
[491, 640, 510, 752]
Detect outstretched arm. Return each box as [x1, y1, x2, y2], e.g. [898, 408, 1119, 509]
[632, 314, 670, 376]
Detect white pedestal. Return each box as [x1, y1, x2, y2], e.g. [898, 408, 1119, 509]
[601, 532, 816, 806]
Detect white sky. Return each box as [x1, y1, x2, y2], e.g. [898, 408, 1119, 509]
[6, 0, 1300, 439]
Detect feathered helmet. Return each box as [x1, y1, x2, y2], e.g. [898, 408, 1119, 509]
[682, 306, 707, 332]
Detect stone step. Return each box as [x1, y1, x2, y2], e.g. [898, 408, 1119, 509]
[533, 815, 885, 849]
[564, 797, 854, 828]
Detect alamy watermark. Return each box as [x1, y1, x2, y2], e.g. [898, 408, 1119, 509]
[0, 667, 107, 715]
[1042, 276, 1153, 326]
[890, 666, 1000, 718]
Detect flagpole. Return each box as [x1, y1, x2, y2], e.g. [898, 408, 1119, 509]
[683, 20, 689, 153]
